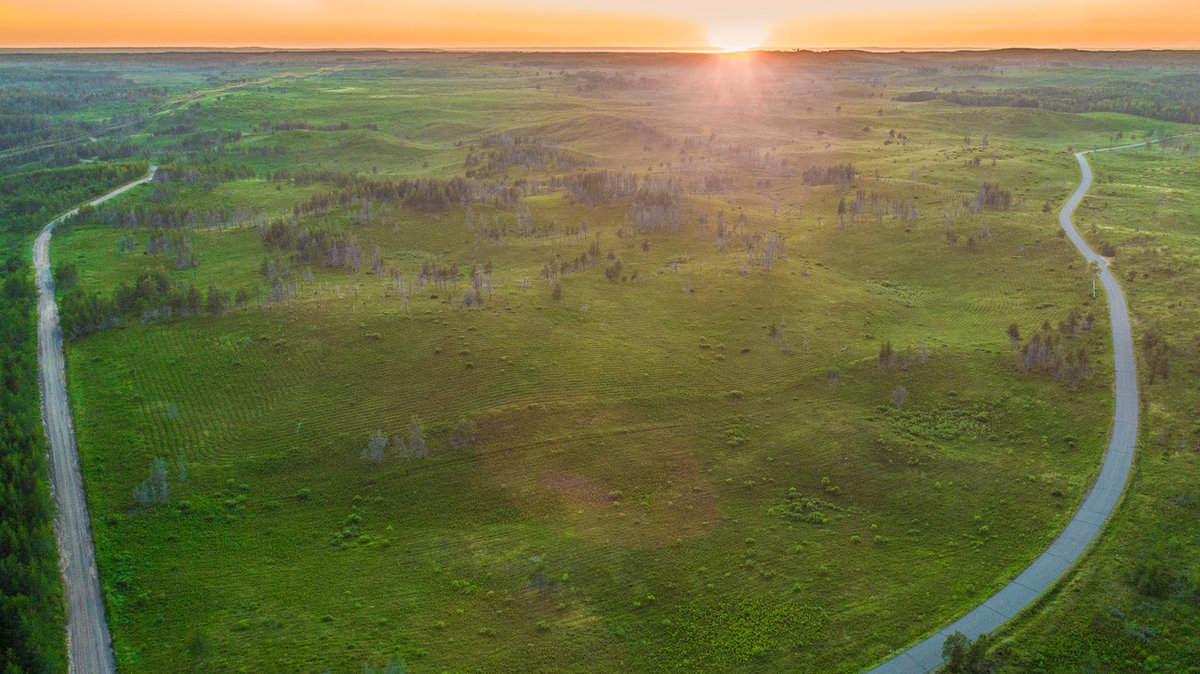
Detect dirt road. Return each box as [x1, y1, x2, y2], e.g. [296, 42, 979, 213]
[35, 166, 156, 673]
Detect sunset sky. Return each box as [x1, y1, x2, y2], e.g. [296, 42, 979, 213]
[3, 0, 1199, 50]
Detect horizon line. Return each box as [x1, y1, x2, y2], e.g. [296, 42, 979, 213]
[4, 45, 1200, 54]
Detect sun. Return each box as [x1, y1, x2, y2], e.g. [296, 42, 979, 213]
[707, 21, 768, 53]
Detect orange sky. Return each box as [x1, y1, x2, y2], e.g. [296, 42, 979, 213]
[2, 0, 1199, 49]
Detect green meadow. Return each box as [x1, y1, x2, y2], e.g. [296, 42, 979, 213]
[25, 51, 1200, 670]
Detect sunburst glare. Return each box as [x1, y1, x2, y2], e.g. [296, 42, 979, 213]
[707, 21, 768, 52]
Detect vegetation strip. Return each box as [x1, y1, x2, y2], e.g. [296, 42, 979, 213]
[865, 138, 1187, 672]
[35, 167, 157, 674]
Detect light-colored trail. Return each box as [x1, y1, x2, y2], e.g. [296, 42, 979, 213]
[35, 166, 156, 674]
[864, 136, 1191, 673]
[154, 66, 342, 114]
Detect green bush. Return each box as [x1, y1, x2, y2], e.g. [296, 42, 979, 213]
[940, 631, 995, 672]
[1131, 556, 1173, 598]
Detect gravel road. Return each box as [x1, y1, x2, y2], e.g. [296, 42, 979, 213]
[864, 140, 1165, 673]
[35, 167, 155, 673]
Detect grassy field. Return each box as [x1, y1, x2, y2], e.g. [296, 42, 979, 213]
[36, 51, 1200, 671]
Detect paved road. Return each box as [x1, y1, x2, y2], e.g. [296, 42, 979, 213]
[35, 166, 156, 674]
[864, 140, 1173, 673]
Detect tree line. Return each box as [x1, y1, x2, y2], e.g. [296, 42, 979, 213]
[0, 256, 66, 671]
[254, 119, 358, 133]
[58, 265, 242, 339]
[902, 77, 1200, 125]
[801, 163, 857, 188]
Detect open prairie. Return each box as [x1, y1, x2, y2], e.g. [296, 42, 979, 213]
[5, 49, 1200, 671]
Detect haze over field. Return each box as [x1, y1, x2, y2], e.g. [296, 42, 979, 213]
[4, 0, 1200, 49]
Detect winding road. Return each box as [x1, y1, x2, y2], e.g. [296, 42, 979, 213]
[35, 166, 155, 674]
[864, 139, 1184, 672]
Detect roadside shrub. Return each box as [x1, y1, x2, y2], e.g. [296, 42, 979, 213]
[1131, 556, 1173, 598]
[941, 631, 996, 672]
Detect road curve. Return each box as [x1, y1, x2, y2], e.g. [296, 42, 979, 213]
[35, 166, 156, 674]
[864, 140, 1171, 673]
